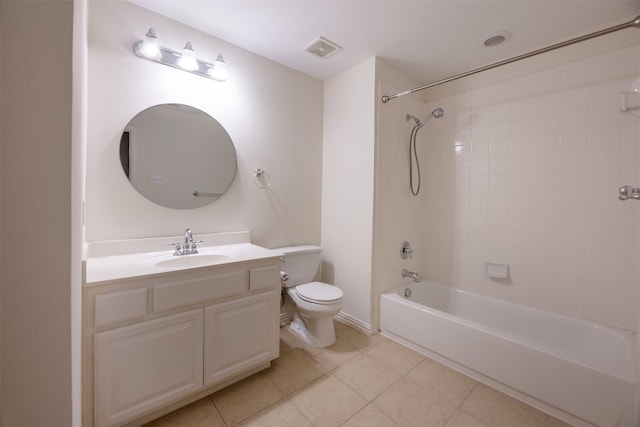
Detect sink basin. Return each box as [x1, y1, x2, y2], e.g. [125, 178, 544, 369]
[149, 253, 231, 268]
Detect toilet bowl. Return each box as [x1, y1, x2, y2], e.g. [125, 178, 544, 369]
[275, 246, 344, 348]
[287, 282, 343, 347]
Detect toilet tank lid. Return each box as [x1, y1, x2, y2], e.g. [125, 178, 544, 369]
[274, 245, 322, 255]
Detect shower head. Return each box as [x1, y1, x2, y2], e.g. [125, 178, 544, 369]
[417, 107, 444, 127]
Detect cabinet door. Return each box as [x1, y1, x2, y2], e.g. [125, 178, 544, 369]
[204, 291, 279, 387]
[94, 309, 203, 427]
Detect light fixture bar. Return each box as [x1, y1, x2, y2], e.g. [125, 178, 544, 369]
[133, 37, 227, 81]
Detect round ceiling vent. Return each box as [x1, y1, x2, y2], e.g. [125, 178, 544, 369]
[483, 31, 512, 47]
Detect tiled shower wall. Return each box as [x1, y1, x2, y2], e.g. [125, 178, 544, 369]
[415, 45, 640, 331]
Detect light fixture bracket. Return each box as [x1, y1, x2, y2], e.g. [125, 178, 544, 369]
[133, 40, 226, 81]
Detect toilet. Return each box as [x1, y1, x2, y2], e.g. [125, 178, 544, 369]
[276, 245, 344, 348]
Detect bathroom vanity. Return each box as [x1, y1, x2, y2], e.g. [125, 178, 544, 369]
[82, 232, 282, 427]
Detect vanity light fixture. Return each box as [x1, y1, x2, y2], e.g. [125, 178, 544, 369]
[208, 54, 229, 81]
[133, 28, 228, 81]
[139, 28, 161, 59]
[177, 42, 198, 71]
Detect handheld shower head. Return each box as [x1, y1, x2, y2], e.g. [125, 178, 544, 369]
[417, 107, 444, 127]
[407, 107, 443, 196]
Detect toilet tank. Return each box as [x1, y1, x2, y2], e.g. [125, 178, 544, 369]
[275, 245, 322, 287]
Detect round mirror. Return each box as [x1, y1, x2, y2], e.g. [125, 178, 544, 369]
[120, 104, 237, 209]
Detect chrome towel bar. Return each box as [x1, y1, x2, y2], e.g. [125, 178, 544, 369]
[193, 190, 222, 198]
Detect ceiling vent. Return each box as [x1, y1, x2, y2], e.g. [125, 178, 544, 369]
[304, 37, 342, 59]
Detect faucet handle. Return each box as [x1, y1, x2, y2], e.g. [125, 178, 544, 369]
[169, 242, 182, 255]
[401, 241, 413, 259]
[189, 240, 203, 253]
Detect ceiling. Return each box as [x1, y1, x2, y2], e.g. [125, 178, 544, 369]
[129, 1, 640, 85]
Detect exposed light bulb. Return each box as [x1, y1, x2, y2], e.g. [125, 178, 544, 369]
[208, 54, 229, 81]
[140, 28, 161, 59]
[177, 42, 199, 71]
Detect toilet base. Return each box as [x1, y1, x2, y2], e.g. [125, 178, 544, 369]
[289, 314, 336, 348]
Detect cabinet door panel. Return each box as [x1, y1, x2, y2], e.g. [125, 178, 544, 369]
[94, 287, 147, 327]
[249, 265, 279, 292]
[94, 309, 203, 427]
[204, 292, 279, 386]
[153, 270, 247, 313]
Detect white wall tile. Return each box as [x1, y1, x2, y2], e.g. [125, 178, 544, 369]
[561, 58, 590, 90]
[511, 136, 534, 156]
[589, 50, 622, 83]
[509, 155, 534, 175]
[488, 173, 509, 192]
[560, 88, 589, 111]
[381, 42, 640, 332]
[490, 139, 510, 157]
[471, 142, 490, 159]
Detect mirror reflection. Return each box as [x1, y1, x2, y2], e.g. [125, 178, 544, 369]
[120, 104, 237, 209]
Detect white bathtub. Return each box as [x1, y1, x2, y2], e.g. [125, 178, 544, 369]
[380, 281, 636, 427]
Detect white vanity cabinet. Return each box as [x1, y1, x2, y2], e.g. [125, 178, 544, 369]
[94, 309, 204, 427]
[204, 291, 279, 386]
[84, 256, 281, 427]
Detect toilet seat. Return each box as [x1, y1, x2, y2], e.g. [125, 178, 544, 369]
[295, 282, 343, 305]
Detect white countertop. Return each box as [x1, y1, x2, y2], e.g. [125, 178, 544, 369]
[85, 241, 283, 285]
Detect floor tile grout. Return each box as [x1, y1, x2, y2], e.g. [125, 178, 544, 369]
[145, 321, 573, 427]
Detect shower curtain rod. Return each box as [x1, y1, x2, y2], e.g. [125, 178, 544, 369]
[381, 14, 640, 104]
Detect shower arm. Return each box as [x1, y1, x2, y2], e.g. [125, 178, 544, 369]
[382, 14, 640, 104]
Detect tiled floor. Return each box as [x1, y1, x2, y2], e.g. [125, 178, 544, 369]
[144, 321, 574, 427]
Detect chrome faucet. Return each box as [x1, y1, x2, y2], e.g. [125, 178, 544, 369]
[170, 228, 201, 256]
[184, 228, 194, 249]
[402, 269, 421, 283]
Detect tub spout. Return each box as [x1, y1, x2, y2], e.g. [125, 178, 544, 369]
[402, 269, 421, 283]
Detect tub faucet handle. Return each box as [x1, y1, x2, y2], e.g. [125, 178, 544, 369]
[401, 241, 413, 259]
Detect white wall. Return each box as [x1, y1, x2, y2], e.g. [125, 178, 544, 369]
[1, 1, 78, 425]
[371, 59, 426, 330]
[321, 58, 376, 330]
[72, 1, 88, 424]
[86, 1, 323, 249]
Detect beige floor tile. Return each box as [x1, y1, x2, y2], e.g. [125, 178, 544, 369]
[238, 399, 313, 427]
[461, 383, 548, 427]
[374, 376, 457, 427]
[444, 409, 491, 427]
[406, 358, 477, 406]
[211, 372, 284, 426]
[333, 352, 403, 401]
[364, 338, 424, 375]
[302, 337, 361, 370]
[334, 320, 350, 331]
[265, 349, 326, 395]
[143, 397, 225, 427]
[290, 374, 368, 427]
[546, 417, 575, 427]
[335, 325, 383, 351]
[341, 404, 402, 427]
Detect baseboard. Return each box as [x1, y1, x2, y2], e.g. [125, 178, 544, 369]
[334, 311, 373, 335]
